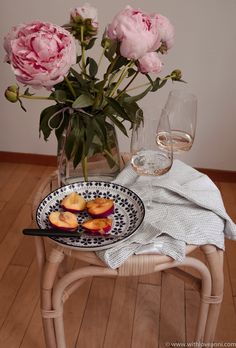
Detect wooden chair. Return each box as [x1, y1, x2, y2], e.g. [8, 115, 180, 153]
[32, 172, 224, 348]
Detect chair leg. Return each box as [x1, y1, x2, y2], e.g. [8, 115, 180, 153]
[34, 237, 46, 279]
[177, 257, 212, 342]
[41, 248, 65, 348]
[200, 245, 224, 343]
[38, 247, 223, 347]
[155, 256, 212, 342]
[52, 266, 117, 348]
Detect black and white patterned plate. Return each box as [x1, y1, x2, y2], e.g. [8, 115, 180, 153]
[36, 181, 145, 251]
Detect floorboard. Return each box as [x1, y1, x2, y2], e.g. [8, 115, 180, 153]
[0, 163, 236, 347]
[132, 283, 161, 348]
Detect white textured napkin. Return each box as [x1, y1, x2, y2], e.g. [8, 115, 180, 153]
[96, 160, 236, 269]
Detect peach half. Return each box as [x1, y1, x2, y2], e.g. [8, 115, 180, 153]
[49, 211, 79, 231]
[86, 198, 114, 218]
[61, 192, 86, 213]
[82, 218, 112, 235]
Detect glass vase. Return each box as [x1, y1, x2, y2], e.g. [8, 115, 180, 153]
[57, 117, 121, 186]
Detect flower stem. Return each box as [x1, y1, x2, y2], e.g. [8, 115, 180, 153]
[104, 55, 120, 86]
[116, 70, 139, 99]
[103, 149, 119, 168]
[92, 55, 119, 110]
[81, 26, 87, 75]
[126, 82, 150, 93]
[126, 74, 174, 93]
[108, 61, 134, 97]
[19, 95, 55, 100]
[64, 76, 76, 99]
[97, 45, 106, 70]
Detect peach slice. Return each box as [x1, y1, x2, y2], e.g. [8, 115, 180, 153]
[61, 192, 86, 213]
[82, 218, 112, 235]
[49, 211, 79, 231]
[86, 198, 114, 218]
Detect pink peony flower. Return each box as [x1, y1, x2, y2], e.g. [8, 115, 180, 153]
[70, 3, 98, 29]
[107, 6, 161, 60]
[153, 14, 175, 50]
[4, 21, 77, 89]
[138, 52, 163, 74]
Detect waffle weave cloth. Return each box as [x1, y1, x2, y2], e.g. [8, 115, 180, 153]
[96, 160, 236, 269]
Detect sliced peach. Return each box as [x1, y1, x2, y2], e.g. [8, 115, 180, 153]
[82, 218, 112, 235]
[49, 211, 79, 231]
[61, 192, 86, 213]
[86, 198, 114, 218]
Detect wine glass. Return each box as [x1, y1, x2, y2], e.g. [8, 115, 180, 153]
[130, 108, 173, 209]
[158, 89, 197, 154]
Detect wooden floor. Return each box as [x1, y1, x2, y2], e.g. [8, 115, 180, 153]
[0, 162, 236, 348]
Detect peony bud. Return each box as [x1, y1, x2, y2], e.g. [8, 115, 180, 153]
[101, 37, 112, 49]
[138, 52, 163, 74]
[171, 69, 182, 81]
[5, 85, 19, 103]
[69, 4, 98, 41]
[70, 4, 98, 26]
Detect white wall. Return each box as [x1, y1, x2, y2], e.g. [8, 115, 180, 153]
[0, 0, 236, 170]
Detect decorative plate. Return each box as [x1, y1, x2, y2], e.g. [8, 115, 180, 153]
[36, 181, 145, 251]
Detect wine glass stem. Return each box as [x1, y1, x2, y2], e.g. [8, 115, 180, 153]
[147, 177, 153, 210]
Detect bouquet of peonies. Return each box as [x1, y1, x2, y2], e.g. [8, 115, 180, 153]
[4, 3, 183, 179]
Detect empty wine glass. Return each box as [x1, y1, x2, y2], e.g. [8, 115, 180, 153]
[130, 108, 173, 209]
[157, 89, 197, 154]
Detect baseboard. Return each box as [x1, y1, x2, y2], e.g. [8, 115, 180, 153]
[0, 151, 236, 182]
[0, 151, 57, 166]
[196, 168, 236, 183]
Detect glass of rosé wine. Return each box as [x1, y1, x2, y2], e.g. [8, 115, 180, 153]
[156, 90, 197, 154]
[131, 107, 173, 209]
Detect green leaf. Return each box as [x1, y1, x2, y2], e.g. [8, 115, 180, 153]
[123, 85, 152, 103]
[94, 80, 105, 92]
[23, 88, 34, 96]
[88, 57, 98, 77]
[83, 119, 95, 156]
[107, 114, 128, 137]
[73, 147, 83, 168]
[70, 68, 86, 86]
[127, 68, 137, 77]
[158, 79, 167, 89]
[90, 135, 103, 148]
[150, 77, 166, 91]
[92, 118, 119, 166]
[64, 116, 84, 168]
[104, 149, 118, 169]
[18, 99, 27, 112]
[110, 56, 129, 73]
[85, 37, 97, 50]
[65, 131, 76, 160]
[92, 117, 106, 144]
[103, 40, 117, 61]
[55, 115, 69, 141]
[76, 55, 82, 63]
[53, 90, 67, 103]
[39, 104, 62, 140]
[106, 97, 132, 122]
[72, 94, 94, 108]
[145, 74, 154, 87]
[64, 116, 80, 161]
[73, 130, 84, 168]
[119, 95, 139, 124]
